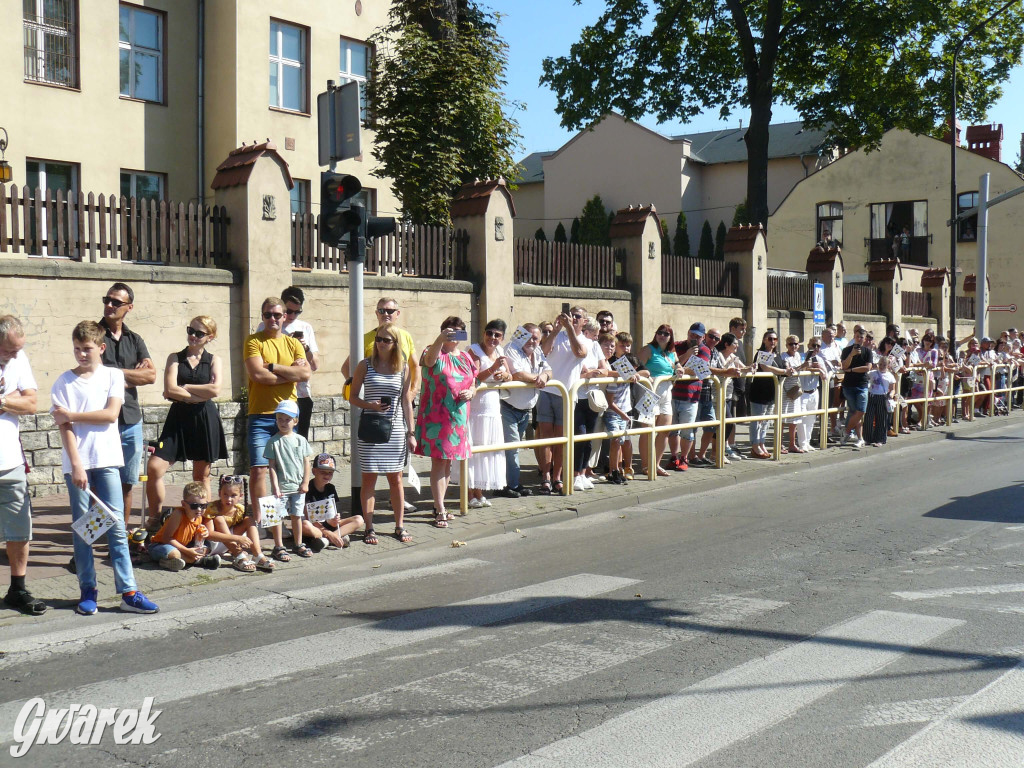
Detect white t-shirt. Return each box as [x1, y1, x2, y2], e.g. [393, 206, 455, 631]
[0, 351, 38, 472]
[546, 330, 588, 398]
[50, 366, 126, 473]
[257, 318, 319, 398]
[504, 345, 551, 411]
[869, 370, 895, 396]
[577, 340, 604, 401]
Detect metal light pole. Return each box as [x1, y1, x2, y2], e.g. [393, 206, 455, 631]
[949, 0, 1021, 353]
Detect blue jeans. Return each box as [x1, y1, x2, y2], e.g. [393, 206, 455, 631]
[749, 401, 774, 448]
[118, 421, 144, 486]
[501, 402, 531, 489]
[66, 467, 137, 594]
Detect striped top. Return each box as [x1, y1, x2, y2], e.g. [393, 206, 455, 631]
[358, 360, 407, 474]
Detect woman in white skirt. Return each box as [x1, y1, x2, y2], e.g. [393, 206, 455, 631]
[780, 335, 805, 453]
[467, 319, 510, 508]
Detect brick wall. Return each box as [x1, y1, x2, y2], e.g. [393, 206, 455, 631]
[19, 396, 351, 498]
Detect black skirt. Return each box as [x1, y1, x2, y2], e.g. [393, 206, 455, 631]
[864, 393, 891, 444]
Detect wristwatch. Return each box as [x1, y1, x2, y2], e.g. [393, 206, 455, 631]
[268, 363, 275, 373]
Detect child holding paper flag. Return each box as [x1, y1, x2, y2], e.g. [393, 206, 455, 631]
[304, 453, 365, 549]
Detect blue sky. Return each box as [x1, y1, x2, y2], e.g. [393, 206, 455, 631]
[488, 0, 1024, 167]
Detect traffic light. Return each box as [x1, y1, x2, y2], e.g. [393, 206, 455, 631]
[319, 172, 361, 249]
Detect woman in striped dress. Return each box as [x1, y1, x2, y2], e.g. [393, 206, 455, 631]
[350, 323, 416, 545]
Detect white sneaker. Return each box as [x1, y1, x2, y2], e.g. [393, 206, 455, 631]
[403, 500, 416, 512]
[480, 497, 492, 507]
[853, 438, 865, 449]
[468, 498, 484, 509]
[583, 476, 595, 490]
[573, 476, 589, 492]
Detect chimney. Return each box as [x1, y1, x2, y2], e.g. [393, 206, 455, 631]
[942, 119, 961, 147]
[965, 123, 1003, 162]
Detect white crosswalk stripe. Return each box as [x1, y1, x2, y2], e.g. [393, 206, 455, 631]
[497, 610, 963, 768]
[0, 573, 638, 746]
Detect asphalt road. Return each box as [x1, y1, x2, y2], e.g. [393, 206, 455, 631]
[3, 419, 1024, 767]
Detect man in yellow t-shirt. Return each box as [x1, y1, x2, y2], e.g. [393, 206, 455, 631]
[244, 297, 309, 562]
[343, 296, 418, 391]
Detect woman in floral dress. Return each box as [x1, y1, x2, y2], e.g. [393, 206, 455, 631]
[414, 316, 477, 526]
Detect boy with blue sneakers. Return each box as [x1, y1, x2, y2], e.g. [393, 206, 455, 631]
[51, 321, 158, 616]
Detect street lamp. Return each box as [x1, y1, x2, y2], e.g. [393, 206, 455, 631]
[949, 0, 1021, 354]
[0, 128, 11, 184]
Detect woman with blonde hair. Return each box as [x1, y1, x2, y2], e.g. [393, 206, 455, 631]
[145, 315, 228, 529]
[350, 322, 416, 544]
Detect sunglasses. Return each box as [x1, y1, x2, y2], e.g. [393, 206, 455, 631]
[220, 475, 245, 486]
[787, 341, 799, 346]
[102, 296, 128, 308]
[656, 330, 670, 337]
[375, 336, 396, 345]
[376, 307, 398, 315]
[185, 501, 207, 511]
[571, 314, 584, 320]
[263, 312, 284, 320]
[807, 345, 819, 350]
[285, 307, 302, 316]
[186, 326, 207, 337]
[707, 334, 721, 342]
[485, 331, 503, 339]
[599, 319, 613, 325]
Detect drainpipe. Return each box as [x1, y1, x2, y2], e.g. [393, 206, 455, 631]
[197, 0, 205, 207]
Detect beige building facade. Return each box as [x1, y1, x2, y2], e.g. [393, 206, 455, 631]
[514, 113, 834, 252]
[2, 0, 397, 217]
[768, 129, 1024, 333]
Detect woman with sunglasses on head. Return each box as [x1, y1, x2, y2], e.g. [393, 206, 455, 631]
[144, 315, 228, 532]
[748, 330, 793, 459]
[350, 323, 416, 544]
[466, 319, 510, 507]
[636, 324, 679, 476]
[415, 316, 477, 525]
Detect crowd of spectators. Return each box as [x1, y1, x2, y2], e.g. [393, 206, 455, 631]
[4, 285, 1023, 616]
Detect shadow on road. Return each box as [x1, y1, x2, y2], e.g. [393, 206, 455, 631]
[924, 480, 1024, 524]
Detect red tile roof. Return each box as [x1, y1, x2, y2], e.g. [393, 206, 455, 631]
[723, 224, 764, 252]
[609, 205, 662, 239]
[920, 268, 949, 288]
[451, 178, 516, 218]
[211, 141, 295, 191]
[806, 246, 844, 273]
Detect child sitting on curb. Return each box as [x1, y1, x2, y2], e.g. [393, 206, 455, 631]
[304, 453, 364, 549]
[204, 475, 274, 573]
[148, 481, 220, 571]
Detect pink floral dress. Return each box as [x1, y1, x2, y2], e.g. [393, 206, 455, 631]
[414, 350, 478, 460]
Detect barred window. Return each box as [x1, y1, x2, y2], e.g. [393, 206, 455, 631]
[23, 0, 78, 88]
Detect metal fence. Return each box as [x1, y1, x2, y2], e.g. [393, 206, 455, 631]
[0, 185, 229, 266]
[662, 256, 739, 298]
[513, 239, 626, 289]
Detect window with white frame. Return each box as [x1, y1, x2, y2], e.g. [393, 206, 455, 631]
[957, 191, 978, 243]
[815, 202, 843, 245]
[23, 0, 78, 88]
[120, 170, 164, 201]
[119, 4, 163, 102]
[269, 20, 307, 112]
[339, 38, 370, 121]
[25, 159, 79, 257]
[290, 179, 310, 219]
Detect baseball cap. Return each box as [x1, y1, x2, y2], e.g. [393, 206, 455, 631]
[274, 400, 300, 418]
[981, 336, 993, 343]
[314, 453, 336, 470]
[688, 322, 706, 336]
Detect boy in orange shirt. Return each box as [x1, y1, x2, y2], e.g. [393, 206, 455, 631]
[148, 481, 220, 571]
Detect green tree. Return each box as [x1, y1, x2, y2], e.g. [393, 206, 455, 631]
[554, 222, 568, 242]
[673, 211, 690, 258]
[570, 217, 581, 244]
[540, 1, 1024, 229]
[697, 221, 715, 261]
[715, 221, 727, 260]
[661, 217, 671, 254]
[367, 1, 523, 226]
[732, 200, 749, 228]
[534, 227, 547, 241]
[578, 196, 610, 245]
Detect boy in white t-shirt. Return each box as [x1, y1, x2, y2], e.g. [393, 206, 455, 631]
[51, 321, 159, 616]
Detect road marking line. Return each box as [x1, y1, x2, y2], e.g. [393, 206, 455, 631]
[911, 526, 990, 556]
[893, 583, 1024, 601]
[859, 696, 969, 727]
[0, 573, 639, 745]
[497, 610, 962, 768]
[0, 558, 492, 668]
[867, 662, 1024, 767]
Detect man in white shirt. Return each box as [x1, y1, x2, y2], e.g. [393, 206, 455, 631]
[280, 287, 319, 438]
[0, 316, 45, 615]
[536, 307, 588, 494]
[499, 323, 551, 497]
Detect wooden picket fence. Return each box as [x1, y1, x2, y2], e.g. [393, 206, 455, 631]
[844, 283, 882, 315]
[662, 255, 739, 298]
[901, 290, 932, 318]
[292, 215, 470, 279]
[767, 271, 812, 310]
[0, 185, 229, 266]
[513, 239, 626, 289]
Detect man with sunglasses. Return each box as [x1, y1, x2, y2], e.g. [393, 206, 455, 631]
[256, 286, 320, 439]
[243, 297, 310, 562]
[342, 297, 418, 396]
[98, 282, 156, 527]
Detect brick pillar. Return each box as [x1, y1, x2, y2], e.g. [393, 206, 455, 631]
[921, 268, 951, 337]
[724, 225, 768, 357]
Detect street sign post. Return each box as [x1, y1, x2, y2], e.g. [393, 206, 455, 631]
[317, 80, 361, 166]
[812, 282, 826, 339]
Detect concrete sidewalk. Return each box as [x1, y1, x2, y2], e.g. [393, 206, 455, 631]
[1, 414, 1014, 615]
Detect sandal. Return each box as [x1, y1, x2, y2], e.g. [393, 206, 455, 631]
[4, 589, 47, 616]
[271, 545, 292, 562]
[656, 467, 670, 477]
[293, 544, 313, 558]
[364, 528, 379, 545]
[435, 506, 454, 521]
[538, 481, 552, 495]
[232, 553, 256, 573]
[432, 512, 449, 529]
[394, 527, 412, 543]
[551, 480, 565, 495]
[255, 555, 275, 572]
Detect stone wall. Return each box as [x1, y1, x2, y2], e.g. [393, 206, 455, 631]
[18, 396, 352, 498]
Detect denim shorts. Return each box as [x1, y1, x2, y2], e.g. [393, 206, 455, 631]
[0, 465, 32, 542]
[118, 421, 144, 486]
[148, 542, 177, 561]
[603, 411, 629, 444]
[536, 390, 565, 427]
[842, 385, 868, 414]
[697, 397, 717, 434]
[284, 491, 306, 517]
[247, 414, 278, 468]
[671, 399, 699, 439]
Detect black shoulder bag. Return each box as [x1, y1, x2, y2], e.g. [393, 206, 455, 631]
[356, 360, 408, 444]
